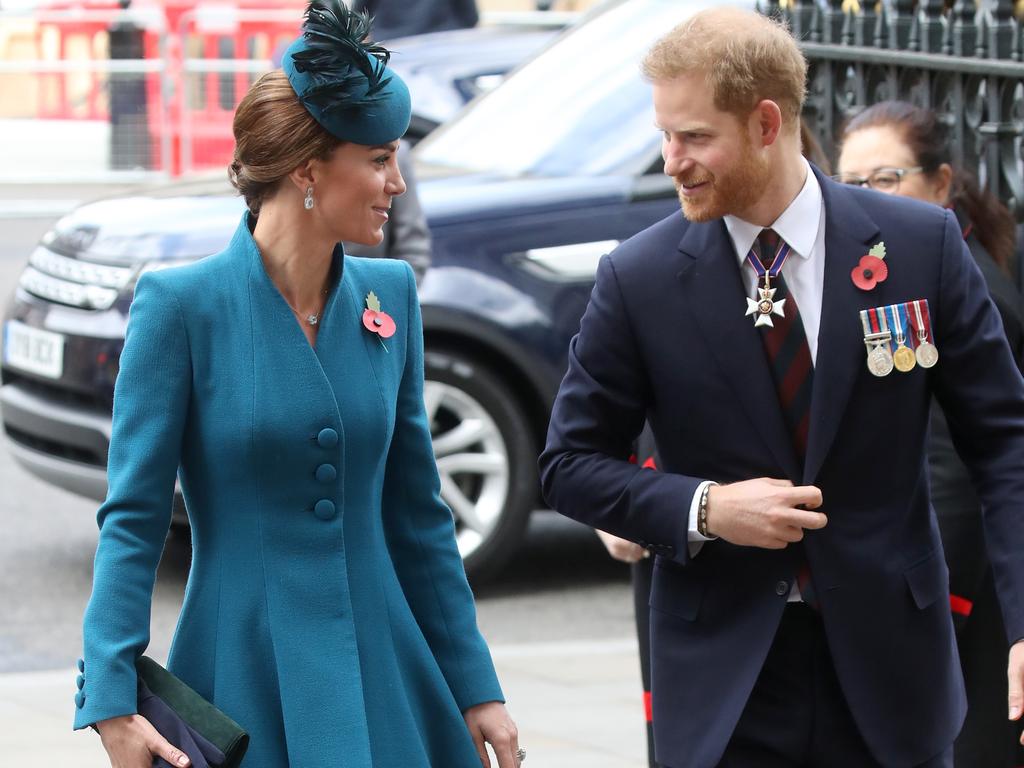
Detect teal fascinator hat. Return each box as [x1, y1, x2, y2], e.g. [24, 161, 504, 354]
[282, 0, 411, 145]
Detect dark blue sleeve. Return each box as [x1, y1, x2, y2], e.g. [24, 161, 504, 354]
[931, 210, 1024, 643]
[539, 254, 702, 565]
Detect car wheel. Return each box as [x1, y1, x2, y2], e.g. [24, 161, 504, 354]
[424, 347, 536, 582]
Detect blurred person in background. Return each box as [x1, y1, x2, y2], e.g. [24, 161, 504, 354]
[838, 100, 1024, 768]
[74, 3, 520, 767]
[351, 0, 478, 39]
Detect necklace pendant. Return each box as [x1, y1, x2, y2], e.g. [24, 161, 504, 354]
[306, 314, 319, 326]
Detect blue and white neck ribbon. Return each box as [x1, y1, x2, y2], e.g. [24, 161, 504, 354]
[745, 240, 793, 286]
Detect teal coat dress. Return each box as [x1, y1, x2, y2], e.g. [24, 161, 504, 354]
[74, 214, 504, 767]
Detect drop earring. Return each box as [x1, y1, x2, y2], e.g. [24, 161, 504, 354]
[304, 186, 314, 210]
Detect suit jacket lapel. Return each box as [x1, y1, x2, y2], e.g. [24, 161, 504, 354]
[803, 172, 882, 483]
[677, 218, 802, 480]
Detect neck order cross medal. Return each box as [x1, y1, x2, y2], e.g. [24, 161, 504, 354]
[744, 238, 793, 328]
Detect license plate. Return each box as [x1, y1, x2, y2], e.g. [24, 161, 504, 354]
[3, 320, 65, 379]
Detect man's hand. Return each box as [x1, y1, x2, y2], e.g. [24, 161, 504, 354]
[1007, 639, 1024, 743]
[705, 478, 826, 548]
[596, 529, 649, 563]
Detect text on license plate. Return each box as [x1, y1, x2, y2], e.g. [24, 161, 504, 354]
[2, 320, 65, 379]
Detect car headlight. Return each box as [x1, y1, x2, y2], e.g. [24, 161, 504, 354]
[515, 240, 619, 281]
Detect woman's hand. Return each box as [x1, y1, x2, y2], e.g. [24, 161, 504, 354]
[463, 701, 521, 768]
[96, 714, 191, 768]
[596, 529, 649, 564]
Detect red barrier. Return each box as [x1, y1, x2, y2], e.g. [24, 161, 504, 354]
[31, 0, 304, 174]
[33, 0, 122, 120]
[163, 1, 303, 174]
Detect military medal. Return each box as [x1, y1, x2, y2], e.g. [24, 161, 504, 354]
[744, 239, 792, 328]
[867, 340, 895, 377]
[909, 299, 939, 368]
[888, 304, 916, 373]
[860, 307, 894, 377]
[745, 282, 786, 328]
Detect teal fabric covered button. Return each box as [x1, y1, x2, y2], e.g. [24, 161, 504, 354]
[76, 674, 85, 690]
[75, 691, 86, 709]
[316, 464, 337, 483]
[314, 499, 337, 520]
[77, 658, 84, 673]
[317, 428, 338, 448]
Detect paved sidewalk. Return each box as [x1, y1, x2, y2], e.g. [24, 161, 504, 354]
[0, 638, 648, 767]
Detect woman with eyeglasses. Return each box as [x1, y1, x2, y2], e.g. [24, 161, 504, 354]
[838, 100, 1024, 768]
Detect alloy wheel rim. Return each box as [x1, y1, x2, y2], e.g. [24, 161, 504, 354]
[425, 380, 510, 558]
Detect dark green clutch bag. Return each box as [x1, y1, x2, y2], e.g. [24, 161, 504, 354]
[136, 656, 249, 768]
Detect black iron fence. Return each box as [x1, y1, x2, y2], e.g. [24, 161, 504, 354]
[763, 0, 1024, 217]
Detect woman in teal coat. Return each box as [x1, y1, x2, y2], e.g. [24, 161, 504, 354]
[74, 4, 522, 766]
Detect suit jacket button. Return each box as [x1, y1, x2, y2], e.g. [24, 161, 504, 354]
[317, 428, 339, 449]
[75, 691, 86, 709]
[775, 580, 790, 596]
[314, 499, 337, 520]
[76, 675, 85, 690]
[315, 464, 337, 483]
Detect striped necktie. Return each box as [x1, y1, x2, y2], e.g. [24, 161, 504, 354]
[754, 229, 818, 607]
[755, 229, 813, 459]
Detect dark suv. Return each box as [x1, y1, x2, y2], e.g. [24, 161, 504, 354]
[1, 0, 687, 579]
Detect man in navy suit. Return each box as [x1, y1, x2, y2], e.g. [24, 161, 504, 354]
[539, 7, 1024, 768]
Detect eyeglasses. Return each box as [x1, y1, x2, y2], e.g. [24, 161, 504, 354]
[831, 166, 924, 193]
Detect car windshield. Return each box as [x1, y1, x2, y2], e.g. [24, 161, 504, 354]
[415, 0, 721, 178]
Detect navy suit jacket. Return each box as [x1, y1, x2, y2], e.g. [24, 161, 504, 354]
[540, 168, 1024, 768]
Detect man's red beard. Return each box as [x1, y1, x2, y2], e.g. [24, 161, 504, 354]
[674, 139, 771, 222]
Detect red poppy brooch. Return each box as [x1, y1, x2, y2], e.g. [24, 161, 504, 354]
[363, 291, 396, 350]
[851, 242, 888, 291]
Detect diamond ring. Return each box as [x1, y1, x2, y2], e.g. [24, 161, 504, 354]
[515, 747, 526, 763]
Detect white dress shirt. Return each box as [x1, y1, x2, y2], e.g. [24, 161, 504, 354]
[685, 159, 827, 556]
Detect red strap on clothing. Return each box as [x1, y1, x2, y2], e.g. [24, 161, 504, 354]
[949, 593, 973, 617]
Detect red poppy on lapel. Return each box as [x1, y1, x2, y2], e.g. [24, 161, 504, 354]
[851, 242, 888, 291]
[362, 291, 396, 339]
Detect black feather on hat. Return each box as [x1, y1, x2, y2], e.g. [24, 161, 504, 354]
[288, 0, 392, 115]
[281, 0, 411, 144]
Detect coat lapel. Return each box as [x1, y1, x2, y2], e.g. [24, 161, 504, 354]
[236, 213, 347, 422]
[803, 172, 882, 483]
[677, 218, 801, 480]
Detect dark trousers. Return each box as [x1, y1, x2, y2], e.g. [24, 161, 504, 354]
[954, 568, 1024, 767]
[715, 603, 953, 768]
[632, 557, 658, 767]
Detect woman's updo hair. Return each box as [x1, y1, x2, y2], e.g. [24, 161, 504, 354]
[229, 70, 341, 216]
